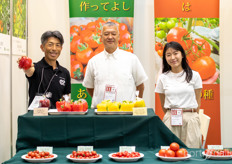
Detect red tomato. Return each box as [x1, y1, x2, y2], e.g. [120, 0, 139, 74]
[70, 25, 80, 39]
[119, 42, 133, 53]
[70, 55, 76, 62]
[157, 50, 163, 57]
[191, 56, 216, 80]
[188, 38, 211, 61]
[92, 44, 104, 56]
[119, 31, 131, 43]
[165, 149, 175, 157]
[78, 99, 88, 111]
[170, 142, 180, 152]
[71, 60, 83, 80]
[176, 148, 188, 157]
[76, 44, 94, 65]
[155, 42, 163, 51]
[70, 36, 82, 54]
[119, 23, 128, 33]
[158, 149, 167, 157]
[86, 21, 96, 31]
[80, 30, 101, 49]
[167, 27, 192, 50]
[18, 56, 32, 70]
[39, 99, 50, 107]
[56, 100, 65, 111]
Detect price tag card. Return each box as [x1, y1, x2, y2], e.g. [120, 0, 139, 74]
[77, 146, 93, 152]
[171, 109, 183, 126]
[133, 107, 147, 116]
[37, 146, 53, 154]
[103, 84, 117, 102]
[119, 146, 136, 153]
[208, 145, 223, 150]
[33, 108, 48, 116]
[160, 146, 170, 150]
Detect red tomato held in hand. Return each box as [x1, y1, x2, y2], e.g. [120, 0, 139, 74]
[170, 142, 180, 152]
[167, 27, 192, 50]
[191, 56, 216, 80]
[18, 56, 32, 70]
[158, 149, 167, 157]
[165, 149, 175, 157]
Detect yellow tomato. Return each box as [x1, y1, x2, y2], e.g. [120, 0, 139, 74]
[134, 98, 146, 107]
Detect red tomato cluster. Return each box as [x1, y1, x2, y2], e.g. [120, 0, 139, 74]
[158, 142, 188, 157]
[56, 99, 88, 112]
[70, 17, 133, 80]
[112, 151, 141, 158]
[18, 56, 32, 70]
[25, 150, 54, 159]
[39, 99, 50, 108]
[70, 151, 100, 159]
[205, 149, 232, 156]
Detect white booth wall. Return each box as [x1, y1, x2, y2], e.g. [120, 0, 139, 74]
[0, 0, 232, 163]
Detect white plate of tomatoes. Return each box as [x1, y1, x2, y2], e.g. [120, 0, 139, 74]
[108, 152, 144, 162]
[155, 153, 191, 162]
[21, 151, 57, 163]
[66, 150, 102, 163]
[202, 149, 232, 160]
[66, 154, 102, 163]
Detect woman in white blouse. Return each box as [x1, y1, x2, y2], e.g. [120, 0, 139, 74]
[155, 41, 202, 148]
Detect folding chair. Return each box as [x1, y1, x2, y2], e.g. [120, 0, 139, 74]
[199, 109, 211, 149]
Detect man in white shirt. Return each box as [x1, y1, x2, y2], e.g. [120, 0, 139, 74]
[83, 22, 148, 108]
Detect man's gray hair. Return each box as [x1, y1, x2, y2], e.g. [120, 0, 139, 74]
[41, 31, 64, 45]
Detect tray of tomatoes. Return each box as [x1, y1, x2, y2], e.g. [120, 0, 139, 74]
[21, 150, 57, 163]
[49, 99, 88, 115]
[66, 150, 102, 163]
[202, 149, 232, 160]
[155, 142, 191, 162]
[108, 151, 144, 162]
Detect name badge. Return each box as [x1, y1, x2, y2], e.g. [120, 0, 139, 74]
[103, 84, 117, 102]
[171, 109, 183, 126]
[119, 146, 136, 153]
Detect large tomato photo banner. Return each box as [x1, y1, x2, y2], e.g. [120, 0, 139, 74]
[69, 0, 134, 107]
[154, 0, 221, 146]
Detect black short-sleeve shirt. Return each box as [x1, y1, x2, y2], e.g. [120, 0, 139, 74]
[27, 57, 71, 109]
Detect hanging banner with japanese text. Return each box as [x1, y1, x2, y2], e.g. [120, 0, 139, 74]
[69, 0, 134, 107]
[154, 0, 220, 146]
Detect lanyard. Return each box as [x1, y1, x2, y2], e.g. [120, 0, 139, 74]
[37, 67, 57, 96]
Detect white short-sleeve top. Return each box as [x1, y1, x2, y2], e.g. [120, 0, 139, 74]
[155, 70, 202, 109]
[83, 48, 148, 108]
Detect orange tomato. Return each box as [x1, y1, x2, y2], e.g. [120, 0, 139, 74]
[176, 148, 188, 157]
[191, 56, 216, 80]
[70, 36, 82, 54]
[75, 43, 93, 65]
[165, 149, 175, 157]
[119, 31, 131, 43]
[170, 142, 180, 152]
[157, 50, 163, 57]
[158, 149, 167, 157]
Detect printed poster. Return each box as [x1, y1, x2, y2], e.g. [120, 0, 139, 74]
[69, 0, 134, 107]
[0, 0, 10, 54]
[154, 0, 220, 146]
[12, 0, 27, 55]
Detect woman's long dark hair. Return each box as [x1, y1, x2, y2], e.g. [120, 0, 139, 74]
[162, 41, 193, 83]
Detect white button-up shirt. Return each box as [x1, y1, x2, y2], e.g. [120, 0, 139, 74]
[83, 48, 148, 108]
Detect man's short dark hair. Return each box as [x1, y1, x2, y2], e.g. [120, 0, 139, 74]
[41, 31, 64, 45]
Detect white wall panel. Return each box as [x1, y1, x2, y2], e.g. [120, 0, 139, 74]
[220, 0, 232, 147]
[0, 54, 11, 163]
[11, 55, 27, 155]
[28, 0, 70, 70]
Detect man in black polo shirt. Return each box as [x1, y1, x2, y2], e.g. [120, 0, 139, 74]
[18, 31, 71, 109]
